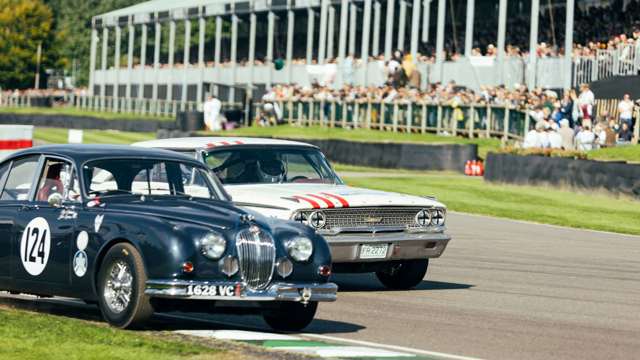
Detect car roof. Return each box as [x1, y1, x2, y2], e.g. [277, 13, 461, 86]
[5, 144, 203, 165]
[133, 137, 318, 150]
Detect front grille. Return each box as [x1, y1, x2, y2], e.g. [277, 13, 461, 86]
[300, 207, 426, 232]
[235, 227, 275, 290]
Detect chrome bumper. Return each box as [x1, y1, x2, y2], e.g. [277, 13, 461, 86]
[145, 280, 337, 303]
[325, 231, 451, 263]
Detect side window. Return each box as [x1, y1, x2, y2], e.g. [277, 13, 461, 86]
[0, 162, 10, 193]
[35, 159, 77, 203]
[0, 156, 40, 201]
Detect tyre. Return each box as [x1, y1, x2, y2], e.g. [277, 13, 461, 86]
[263, 301, 318, 332]
[97, 243, 154, 328]
[376, 259, 429, 290]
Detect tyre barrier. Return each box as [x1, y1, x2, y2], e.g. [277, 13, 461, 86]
[0, 125, 33, 160]
[484, 153, 640, 197]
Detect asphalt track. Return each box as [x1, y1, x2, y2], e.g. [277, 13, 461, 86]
[2, 213, 640, 359]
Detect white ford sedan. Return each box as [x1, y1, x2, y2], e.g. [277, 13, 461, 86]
[134, 137, 451, 289]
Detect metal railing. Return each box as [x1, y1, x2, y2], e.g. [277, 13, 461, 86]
[258, 99, 532, 141]
[573, 43, 640, 85]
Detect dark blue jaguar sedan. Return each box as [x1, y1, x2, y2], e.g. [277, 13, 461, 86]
[0, 145, 336, 330]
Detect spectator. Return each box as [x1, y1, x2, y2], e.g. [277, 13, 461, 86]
[577, 83, 595, 125]
[618, 94, 634, 128]
[559, 119, 575, 150]
[576, 125, 596, 151]
[618, 122, 633, 143]
[604, 120, 618, 147]
[523, 121, 547, 149]
[203, 94, 223, 131]
[547, 123, 562, 149]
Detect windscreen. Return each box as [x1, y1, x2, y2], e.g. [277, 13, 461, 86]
[202, 147, 341, 185]
[83, 159, 222, 199]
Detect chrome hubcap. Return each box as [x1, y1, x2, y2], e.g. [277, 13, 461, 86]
[103, 260, 133, 314]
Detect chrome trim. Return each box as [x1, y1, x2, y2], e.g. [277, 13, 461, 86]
[235, 226, 276, 290]
[145, 280, 337, 302]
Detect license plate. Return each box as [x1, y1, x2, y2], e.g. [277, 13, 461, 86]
[359, 244, 389, 259]
[186, 284, 238, 297]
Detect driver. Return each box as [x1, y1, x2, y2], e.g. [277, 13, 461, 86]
[257, 154, 286, 183]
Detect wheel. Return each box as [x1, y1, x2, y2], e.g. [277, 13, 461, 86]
[97, 243, 154, 328]
[376, 259, 429, 290]
[263, 301, 318, 332]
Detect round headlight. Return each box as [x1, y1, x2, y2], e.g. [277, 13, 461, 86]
[430, 209, 446, 227]
[286, 237, 314, 262]
[415, 209, 432, 227]
[201, 232, 226, 260]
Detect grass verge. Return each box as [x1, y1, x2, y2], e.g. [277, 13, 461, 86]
[587, 145, 640, 163]
[34, 128, 156, 145]
[0, 106, 172, 121]
[203, 125, 502, 158]
[337, 165, 640, 236]
[0, 307, 226, 360]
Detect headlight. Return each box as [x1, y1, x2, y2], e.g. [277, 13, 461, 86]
[286, 237, 314, 262]
[415, 209, 432, 227]
[201, 232, 226, 260]
[430, 209, 446, 227]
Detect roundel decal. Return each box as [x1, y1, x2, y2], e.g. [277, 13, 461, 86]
[19, 217, 52, 276]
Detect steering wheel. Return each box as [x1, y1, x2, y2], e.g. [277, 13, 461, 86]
[290, 176, 310, 183]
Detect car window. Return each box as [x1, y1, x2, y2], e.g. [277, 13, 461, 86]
[35, 159, 81, 203]
[84, 159, 217, 200]
[0, 155, 40, 201]
[0, 162, 10, 193]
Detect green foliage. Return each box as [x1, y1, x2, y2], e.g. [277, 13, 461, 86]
[0, 0, 55, 89]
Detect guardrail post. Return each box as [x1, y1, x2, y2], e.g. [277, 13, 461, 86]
[392, 101, 399, 132]
[486, 105, 492, 137]
[524, 110, 531, 137]
[406, 103, 412, 132]
[436, 104, 442, 135]
[354, 102, 360, 128]
[320, 99, 326, 127]
[308, 100, 314, 127]
[297, 102, 303, 126]
[366, 100, 372, 129]
[503, 105, 510, 141]
[288, 100, 294, 125]
[468, 105, 475, 139]
[634, 108, 640, 145]
[451, 107, 457, 137]
[420, 102, 427, 134]
[341, 101, 347, 128]
[380, 102, 385, 129]
[330, 100, 336, 128]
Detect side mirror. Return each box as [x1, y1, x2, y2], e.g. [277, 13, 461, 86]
[48, 193, 64, 208]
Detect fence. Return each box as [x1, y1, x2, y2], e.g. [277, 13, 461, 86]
[259, 99, 532, 141]
[573, 44, 640, 85]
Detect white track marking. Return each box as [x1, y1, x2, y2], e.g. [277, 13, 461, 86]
[301, 333, 485, 360]
[176, 330, 300, 341]
[275, 345, 414, 358]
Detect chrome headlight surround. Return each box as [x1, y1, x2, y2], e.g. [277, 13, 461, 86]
[430, 208, 446, 227]
[200, 232, 227, 260]
[286, 237, 314, 262]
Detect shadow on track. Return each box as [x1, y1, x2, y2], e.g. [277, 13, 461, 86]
[332, 273, 474, 292]
[0, 293, 364, 335]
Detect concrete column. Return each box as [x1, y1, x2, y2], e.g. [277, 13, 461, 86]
[152, 22, 161, 102]
[410, 0, 421, 60]
[464, 0, 475, 57]
[397, 0, 407, 51]
[214, 16, 222, 66]
[338, 0, 349, 61]
[384, 0, 395, 60]
[181, 19, 191, 107]
[267, 11, 275, 87]
[527, 0, 539, 88]
[348, 2, 357, 55]
[306, 8, 315, 64]
[286, 10, 295, 83]
[139, 24, 147, 100]
[422, 0, 431, 42]
[114, 26, 121, 105]
[248, 12, 257, 90]
[197, 16, 206, 102]
[89, 27, 98, 96]
[230, 14, 238, 102]
[100, 27, 108, 99]
[497, 0, 507, 59]
[372, 1, 381, 56]
[564, 0, 575, 89]
[126, 23, 135, 100]
[327, 6, 335, 60]
[318, 0, 329, 63]
[435, 0, 446, 82]
[361, 0, 372, 82]
[167, 20, 176, 101]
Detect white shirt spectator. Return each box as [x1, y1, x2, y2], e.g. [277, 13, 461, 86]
[575, 128, 596, 151]
[618, 96, 634, 120]
[203, 97, 222, 131]
[547, 130, 562, 149]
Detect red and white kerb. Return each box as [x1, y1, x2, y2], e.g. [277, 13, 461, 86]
[0, 125, 33, 160]
[206, 140, 245, 148]
[291, 193, 350, 209]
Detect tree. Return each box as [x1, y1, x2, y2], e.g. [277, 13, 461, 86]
[0, 0, 55, 89]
